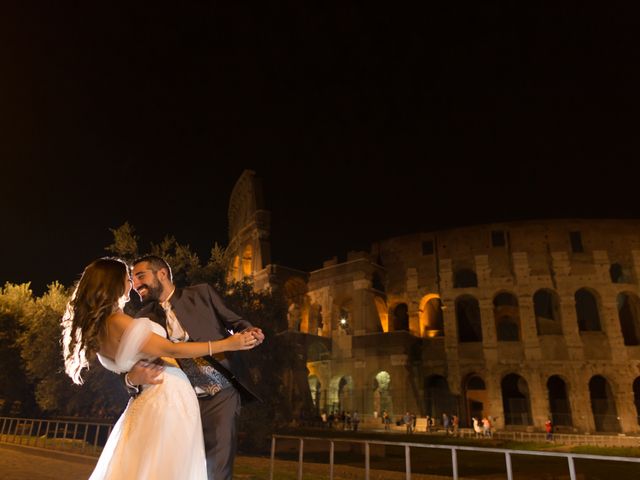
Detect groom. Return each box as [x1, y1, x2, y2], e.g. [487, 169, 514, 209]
[126, 255, 264, 480]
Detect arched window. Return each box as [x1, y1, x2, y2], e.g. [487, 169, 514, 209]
[373, 371, 393, 415]
[328, 376, 353, 413]
[308, 375, 321, 409]
[502, 374, 532, 425]
[494, 292, 520, 341]
[589, 375, 621, 432]
[464, 375, 487, 428]
[547, 375, 572, 426]
[424, 297, 444, 337]
[336, 300, 352, 333]
[533, 289, 562, 335]
[575, 288, 601, 331]
[393, 303, 409, 331]
[617, 293, 640, 346]
[424, 375, 457, 418]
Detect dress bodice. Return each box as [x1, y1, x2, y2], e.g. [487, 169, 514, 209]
[97, 317, 165, 374]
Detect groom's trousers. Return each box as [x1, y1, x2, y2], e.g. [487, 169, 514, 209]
[199, 386, 242, 480]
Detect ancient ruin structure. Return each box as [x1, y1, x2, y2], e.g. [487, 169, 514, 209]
[226, 170, 640, 434]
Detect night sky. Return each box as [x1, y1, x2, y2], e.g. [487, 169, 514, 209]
[2, 3, 640, 295]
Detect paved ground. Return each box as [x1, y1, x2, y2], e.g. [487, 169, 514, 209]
[0, 444, 95, 480]
[0, 444, 453, 480]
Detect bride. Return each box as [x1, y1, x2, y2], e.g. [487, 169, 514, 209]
[61, 257, 259, 480]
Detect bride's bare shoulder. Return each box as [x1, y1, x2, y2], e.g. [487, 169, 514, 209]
[100, 312, 135, 357]
[106, 311, 135, 332]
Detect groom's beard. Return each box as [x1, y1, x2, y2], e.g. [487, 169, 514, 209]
[136, 281, 164, 305]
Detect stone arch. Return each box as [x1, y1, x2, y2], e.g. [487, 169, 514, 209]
[462, 373, 487, 428]
[328, 375, 354, 414]
[455, 295, 482, 342]
[424, 375, 458, 418]
[308, 375, 321, 411]
[502, 373, 532, 425]
[493, 291, 520, 341]
[617, 292, 640, 346]
[373, 371, 393, 416]
[575, 288, 602, 332]
[338, 376, 354, 413]
[419, 294, 444, 337]
[547, 375, 573, 427]
[374, 296, 389, 332]
[533, 289, 563, 335]
[242, 244, 253, 276]
[589, 375, 621, 432]
[335, 299, 353, 333]
[633, 377, 640, 426]
[454, 268, 478, 288]
[392, 303, 409, 331]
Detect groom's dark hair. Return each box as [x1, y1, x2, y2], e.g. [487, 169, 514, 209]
[132, 255, 173, 283]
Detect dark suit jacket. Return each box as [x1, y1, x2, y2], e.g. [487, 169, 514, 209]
[136, 283, 261, 403]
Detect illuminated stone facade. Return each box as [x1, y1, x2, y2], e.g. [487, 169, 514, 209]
[227, 171, 640, 433]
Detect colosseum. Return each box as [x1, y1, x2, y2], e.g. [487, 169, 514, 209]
[226, 170, 640, 434]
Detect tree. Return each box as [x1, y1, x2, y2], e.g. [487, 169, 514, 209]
[0, 283, 37, 415]
[16, 282, 129, 418]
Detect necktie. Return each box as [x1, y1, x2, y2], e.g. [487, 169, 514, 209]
[161, 301, 188, 342]
[159, 298, 230, 397]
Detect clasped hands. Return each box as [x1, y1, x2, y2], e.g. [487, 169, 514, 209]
[239, 326, 264, 346]
[229, 327, 263, 351]
[127, 327, 265, 386]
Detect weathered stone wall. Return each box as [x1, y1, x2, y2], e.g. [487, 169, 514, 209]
[302, 219, 640, 434]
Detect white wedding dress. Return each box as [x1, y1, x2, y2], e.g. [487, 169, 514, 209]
[90, 317, 207, 480]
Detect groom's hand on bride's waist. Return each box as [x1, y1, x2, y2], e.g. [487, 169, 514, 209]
[128, 360, 165, 386]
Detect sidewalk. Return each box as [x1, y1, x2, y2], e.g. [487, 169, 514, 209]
[0, 444, 95, 480]
[0, 443, 452, 480]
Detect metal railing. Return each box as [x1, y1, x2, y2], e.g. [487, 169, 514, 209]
[3, 416, 639, 479]
[0, 416, 112, 457]
[269, 434, 640, 480]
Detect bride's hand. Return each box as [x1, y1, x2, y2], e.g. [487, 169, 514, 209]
[228, 331, 258, 350]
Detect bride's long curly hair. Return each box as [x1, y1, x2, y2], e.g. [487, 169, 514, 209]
[61, 257, 130, 384]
